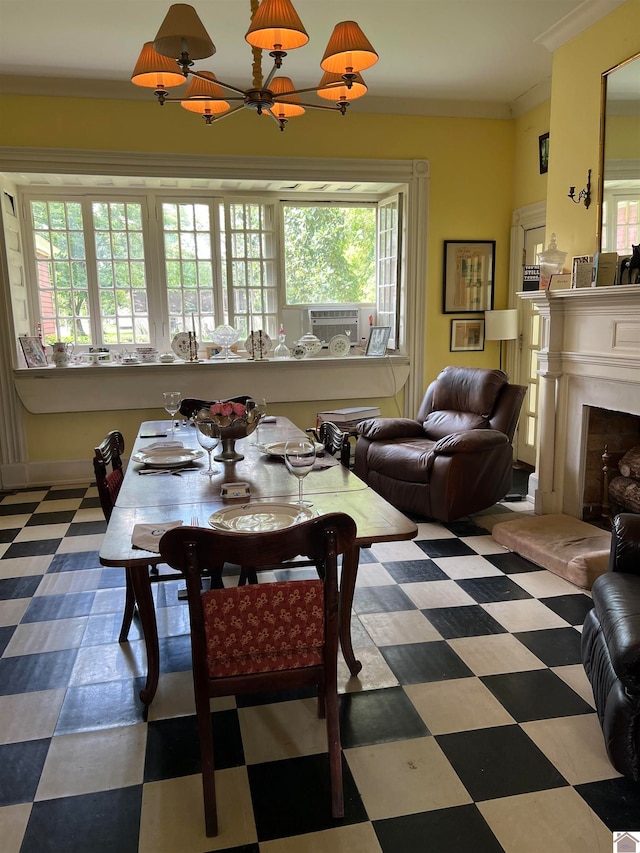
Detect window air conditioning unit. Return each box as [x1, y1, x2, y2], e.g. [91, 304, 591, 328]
[308, 307, 359, 347]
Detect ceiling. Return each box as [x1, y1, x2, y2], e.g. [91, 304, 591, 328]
[0, 0, 622, 120]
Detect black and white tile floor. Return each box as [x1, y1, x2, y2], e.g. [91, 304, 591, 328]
[1, 485, 638, 852]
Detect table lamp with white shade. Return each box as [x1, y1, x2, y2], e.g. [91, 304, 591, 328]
[484, 309, 518, 373]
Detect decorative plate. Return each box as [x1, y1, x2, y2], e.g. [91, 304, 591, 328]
[132, 447, 204, 468]
[208, 502, 314, 532]
[258, 441, 324, 457]
[244, 331, 272, 358]
[328, 334, 351, 358]
[171, 332, 192, 361]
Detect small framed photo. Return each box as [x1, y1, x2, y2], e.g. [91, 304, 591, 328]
[19, 335, 48, 367]
[450, 319, 485, 352]
[443, 240, 495, 314]
[365, 326, 391, 357]
[539, 132, 549, 174]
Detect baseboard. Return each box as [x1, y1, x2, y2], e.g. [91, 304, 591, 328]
[1, 459, 94, 490]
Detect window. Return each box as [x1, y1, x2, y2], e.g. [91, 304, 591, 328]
[282, 203, 375, 305]
[22, 187, 404, 352]
[602, 190, 640, 254]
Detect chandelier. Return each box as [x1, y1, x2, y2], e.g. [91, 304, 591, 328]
[131, 0, 379, 131]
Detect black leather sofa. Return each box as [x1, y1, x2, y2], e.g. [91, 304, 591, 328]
[581, 513, 640, 780]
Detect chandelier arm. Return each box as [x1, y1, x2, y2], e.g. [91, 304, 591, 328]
[203, 104, 247, 122]
[280, 99, 350, 113]
[273, 82, 354, 98]
[188, 70, 247, 97]
[153, 95, 245, 104]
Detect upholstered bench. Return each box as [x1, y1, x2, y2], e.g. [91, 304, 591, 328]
[491, 513, 610, 590]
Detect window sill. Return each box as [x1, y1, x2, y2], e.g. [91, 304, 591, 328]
[14, 355, 410, 414]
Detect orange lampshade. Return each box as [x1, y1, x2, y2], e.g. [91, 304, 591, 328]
[269, 76, 304, 118]
[181, 72, 230, 114]
[131, 42, 186, 89]
[317, 70, 367, 102]
[245, 0, 308, 51]
[320, 21, 378, 74]
[154, 3, 215, 61]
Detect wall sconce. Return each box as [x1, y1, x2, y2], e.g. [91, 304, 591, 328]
[568, 169, 591, 209]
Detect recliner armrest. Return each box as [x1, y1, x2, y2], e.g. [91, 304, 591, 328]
[357, 418, 425, 441]
[610, 514, 640, 575]
[591, 572, 640, 691]
[431, 429, 509, 455]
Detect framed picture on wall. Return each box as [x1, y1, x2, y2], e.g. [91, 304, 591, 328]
[450, 319, 485, 352]
[539, 132, 550, 174]
[443, 240, 495, 314]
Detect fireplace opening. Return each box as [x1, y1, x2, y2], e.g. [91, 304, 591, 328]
[583, 406, 640, 524]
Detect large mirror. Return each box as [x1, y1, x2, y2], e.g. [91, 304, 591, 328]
[598, 53, 640, 258]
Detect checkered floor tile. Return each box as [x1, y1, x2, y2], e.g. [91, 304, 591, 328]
[0, 485, 638, 852]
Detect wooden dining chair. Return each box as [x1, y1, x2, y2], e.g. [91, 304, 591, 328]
[159, 512, 357, 838]
[93, 430, 185, 643]
[307, 420, 352, 467]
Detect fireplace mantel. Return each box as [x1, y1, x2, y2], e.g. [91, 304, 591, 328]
[517, 285, 640, 517]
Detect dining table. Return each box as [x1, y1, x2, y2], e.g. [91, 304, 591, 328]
[99, 416, 418, 704]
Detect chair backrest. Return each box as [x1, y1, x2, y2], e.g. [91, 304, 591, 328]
[317, 421, 351, 467]
[159, 513, 357, 679]
[417, 366, 525, 441]
[93, 430, 125, 521]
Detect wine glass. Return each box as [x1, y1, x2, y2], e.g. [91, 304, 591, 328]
[195, 418, 220, 476]
[162, 391, 181, 438]
[284, 437, 316, 506]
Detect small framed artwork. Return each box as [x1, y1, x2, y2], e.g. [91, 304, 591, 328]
[443, 240, 495, 314]
[539, 132, 550, 174]
[365, 325, 391, 356]
[19, 335, 48, 367]
[450, 319, 485, 352]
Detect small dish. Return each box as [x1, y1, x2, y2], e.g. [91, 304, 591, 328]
[328, 334, 351, 358]
[159, 352, 176, 363]
[209, 502, 314, 532]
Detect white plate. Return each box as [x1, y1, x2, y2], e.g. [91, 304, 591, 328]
[171, 332, 193, 361]
[328, 334, 351, 358]
[258, 441, 324, 457]
[209, 502, 314, 532]
[244, 332, 272, 358]
[132, 447, 204, 468]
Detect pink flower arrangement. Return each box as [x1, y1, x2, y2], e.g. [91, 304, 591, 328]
[208, 399, 259, 428]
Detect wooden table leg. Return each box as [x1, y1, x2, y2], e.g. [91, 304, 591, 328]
[339, 544, 362, 675]
[130, 567, 159, 705]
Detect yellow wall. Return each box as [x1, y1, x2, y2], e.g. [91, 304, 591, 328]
[546, 0, 640, 259]
[512, 100, 551, 211]
[605, 114, 640, 160]
[2, 0, 639, 466]
[1, 96, 514, 460]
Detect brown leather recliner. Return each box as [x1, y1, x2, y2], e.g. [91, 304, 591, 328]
[581, 513, 640, 781]
[354, 366, 526, 522]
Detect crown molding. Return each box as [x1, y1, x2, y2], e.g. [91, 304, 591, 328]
[534, 0, 626, 52]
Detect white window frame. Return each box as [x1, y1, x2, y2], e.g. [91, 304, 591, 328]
[0, 150, 429, 418]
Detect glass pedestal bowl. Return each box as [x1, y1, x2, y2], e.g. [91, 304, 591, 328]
[211, 325, 241, 360]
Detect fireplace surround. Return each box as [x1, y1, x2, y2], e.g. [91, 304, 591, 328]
[518, 284, 640, 520]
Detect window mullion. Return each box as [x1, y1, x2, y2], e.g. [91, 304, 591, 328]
[82, 198, 102, 344]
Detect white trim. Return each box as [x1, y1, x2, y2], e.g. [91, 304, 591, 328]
[534, 0, 626, 53]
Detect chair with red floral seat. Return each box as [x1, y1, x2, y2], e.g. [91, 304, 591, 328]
[159, 512, 357, 838]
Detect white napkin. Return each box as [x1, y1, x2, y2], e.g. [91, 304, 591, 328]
[145, 441, 184, 450]
[131, 520, 183, 552]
